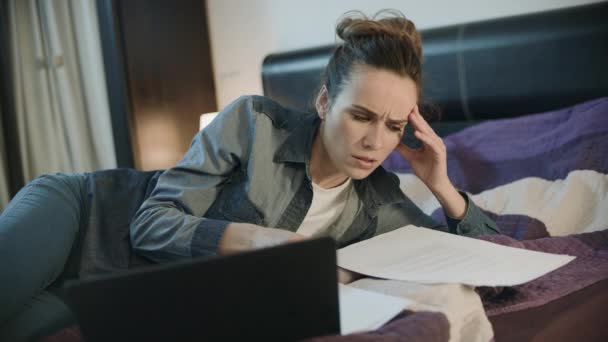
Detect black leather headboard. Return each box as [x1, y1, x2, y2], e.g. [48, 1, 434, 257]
[262, 2, 608, 128]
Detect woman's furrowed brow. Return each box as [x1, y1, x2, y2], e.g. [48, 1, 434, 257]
[350, 104, 408, 124]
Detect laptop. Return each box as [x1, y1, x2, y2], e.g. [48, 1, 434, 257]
[64, 237, 340, 342]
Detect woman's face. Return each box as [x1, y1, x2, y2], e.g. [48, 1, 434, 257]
[317, 65, 418, 180]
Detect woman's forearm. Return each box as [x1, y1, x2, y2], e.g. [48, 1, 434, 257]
[217, 223, 256, 255]
[217, 223, 305, 255]
[430, 181, 467, 220]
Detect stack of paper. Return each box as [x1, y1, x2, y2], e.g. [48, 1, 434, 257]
[338, 284, 410, 335]
[337, 225, 576, 335]
[338, 225, 575, 286]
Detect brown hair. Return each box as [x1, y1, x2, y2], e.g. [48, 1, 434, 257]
[320, 10, 425, 109]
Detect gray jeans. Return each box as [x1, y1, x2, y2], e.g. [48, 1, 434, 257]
[0, 173, 86, 341]
[0, 168, 160, 341]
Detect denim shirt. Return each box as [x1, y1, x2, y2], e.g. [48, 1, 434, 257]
[130, 95, 500, 263]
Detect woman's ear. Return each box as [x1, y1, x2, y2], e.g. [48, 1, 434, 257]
[315, 85, 329, 120]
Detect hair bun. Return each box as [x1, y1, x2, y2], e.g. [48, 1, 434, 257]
[336, 10, 422, 59]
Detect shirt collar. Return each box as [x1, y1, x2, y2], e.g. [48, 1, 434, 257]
[273, 114, 406, 210]
[273, 114, 320, 165]
[353, 167, 408, 210]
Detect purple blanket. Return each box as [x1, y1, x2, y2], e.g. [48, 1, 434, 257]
[306, 310, 450, 342]
[478, 229, 608, 316]
[384, 97, 608, 193]
[397, 97, 608, 310]
[384, 97, 608, 242]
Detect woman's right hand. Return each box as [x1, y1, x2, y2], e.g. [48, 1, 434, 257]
[338, 267, 363, 284]
[217, 223, 306, 255]
[250, 225, 306, 249]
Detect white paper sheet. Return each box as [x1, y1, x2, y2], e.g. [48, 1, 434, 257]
[349, 279, 494, 342]
[338, 225, 575, 286]
[338, 284, 411, 335]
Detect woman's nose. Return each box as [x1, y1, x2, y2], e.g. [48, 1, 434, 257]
[362, 123, 384, 150]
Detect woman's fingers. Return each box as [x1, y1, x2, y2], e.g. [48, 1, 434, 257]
[408, 106, 446, 154]
[338, 267, 363, 284]
[413, 130, 434, 147]
[415, 130, 444, 155]
[395, 142, 420, 163]
[398, 106, 446, 162]
[410, 106, 437, 136]
[408, 109, 429, 134]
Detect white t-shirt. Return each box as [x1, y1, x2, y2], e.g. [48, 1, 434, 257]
[296, 178, 353, 237]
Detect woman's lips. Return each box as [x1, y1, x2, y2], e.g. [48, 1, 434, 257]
[352, 155, 376, 169]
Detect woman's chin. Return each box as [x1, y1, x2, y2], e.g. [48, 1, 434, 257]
[345, 165, 377, 180]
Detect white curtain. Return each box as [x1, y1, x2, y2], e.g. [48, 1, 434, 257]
[9, 0, 117, 184]
[0, 100, 10, 211]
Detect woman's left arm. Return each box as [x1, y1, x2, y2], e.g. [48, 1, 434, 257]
[394, 105, 500, 235]
[430, 181, 467, 220]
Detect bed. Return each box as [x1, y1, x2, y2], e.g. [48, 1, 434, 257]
[261, 3, 608, 341]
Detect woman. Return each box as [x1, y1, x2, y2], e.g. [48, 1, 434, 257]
[130, 10, 500, 281]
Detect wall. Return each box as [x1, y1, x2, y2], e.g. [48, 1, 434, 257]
[207, 0, 604, 109]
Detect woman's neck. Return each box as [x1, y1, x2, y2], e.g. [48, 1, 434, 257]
[309, 126, 350, 189]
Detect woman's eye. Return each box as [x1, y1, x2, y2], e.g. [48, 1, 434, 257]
[389, 125, 403, 132]
[352, 114, 370, 122]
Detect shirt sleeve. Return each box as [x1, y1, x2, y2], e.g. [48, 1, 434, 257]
[130, 96, 256, 263]
[443, 190, 501, 236]
[375, 190, 501, 238]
